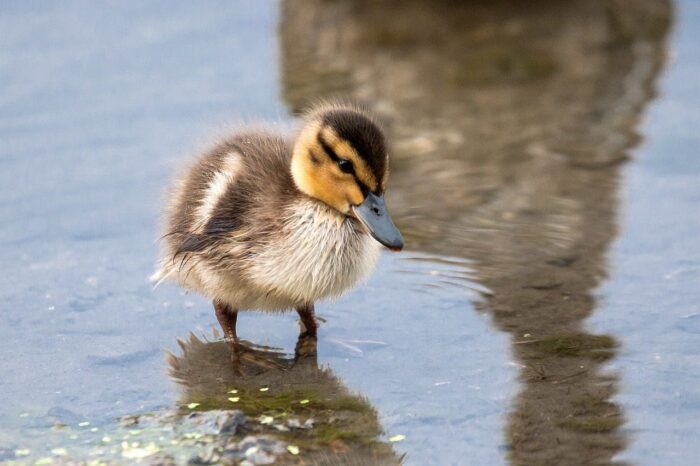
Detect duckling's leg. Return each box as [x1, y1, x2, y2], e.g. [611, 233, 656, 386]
[214, 300, 239, 361]
[296, 303, 317, 338]
[296, 303, 317, 358]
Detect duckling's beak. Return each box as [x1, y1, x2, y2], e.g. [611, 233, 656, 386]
[352, 193, 404, 251]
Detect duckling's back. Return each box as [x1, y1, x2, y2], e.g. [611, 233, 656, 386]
[153, 131, 294, 287]
[168, 132, 294, 244]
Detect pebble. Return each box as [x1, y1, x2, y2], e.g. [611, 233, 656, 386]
[215, 411, 247, 435]
[218, 435, 287, 465]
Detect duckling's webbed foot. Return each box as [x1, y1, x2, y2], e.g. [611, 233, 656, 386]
[213, 300, 240, 364]
[296, 303, 318, 338]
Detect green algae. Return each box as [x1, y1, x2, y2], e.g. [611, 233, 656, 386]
[167, 334, 402, 464]
[530, 333, 618, 360]
[559, 416, 624, 433]
[183, 388, 371, 418]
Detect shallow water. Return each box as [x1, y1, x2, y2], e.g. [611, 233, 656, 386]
[1, 0, 699, 465]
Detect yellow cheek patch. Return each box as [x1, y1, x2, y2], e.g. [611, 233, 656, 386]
[321, 127, 378, 192]
[292, 134, 353, 213]
[293, 121, 383, 214]
[315, 168, 363, 213]
[347, 184, 364, 206]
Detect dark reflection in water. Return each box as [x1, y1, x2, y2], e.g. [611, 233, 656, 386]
[169, 335, 402, 465]
[280, 0, 671, 463]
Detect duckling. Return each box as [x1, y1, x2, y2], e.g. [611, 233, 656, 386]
[153, 102, 403, 360]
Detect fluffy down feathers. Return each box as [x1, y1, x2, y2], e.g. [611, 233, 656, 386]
[153, 129, 380, 311]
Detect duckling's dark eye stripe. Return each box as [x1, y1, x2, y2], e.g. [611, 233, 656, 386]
[317, 133, 371, 196]
[317, 133, 341, 163]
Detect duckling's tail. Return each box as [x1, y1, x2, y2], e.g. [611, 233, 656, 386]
[149, 265, 175, 289]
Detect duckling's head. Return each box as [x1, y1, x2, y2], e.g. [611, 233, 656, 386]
[291, 105, 404, 251]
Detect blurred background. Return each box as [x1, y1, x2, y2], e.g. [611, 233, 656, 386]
[1, 0, 699, 464]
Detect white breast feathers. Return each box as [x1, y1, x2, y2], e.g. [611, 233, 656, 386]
[245, 200, 380, 307]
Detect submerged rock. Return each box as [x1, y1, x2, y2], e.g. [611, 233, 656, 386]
[215, 410, 247, 435]
[226, 435, 287, 465]
[177, 410, 247, 436]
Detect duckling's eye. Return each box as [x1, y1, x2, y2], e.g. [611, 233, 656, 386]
[338, 159, 354, 174]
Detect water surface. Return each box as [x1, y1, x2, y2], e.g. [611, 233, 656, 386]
[1, 0, 699, 465]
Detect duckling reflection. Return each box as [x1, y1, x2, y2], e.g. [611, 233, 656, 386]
[280, 0, 672, 464]
[168, 333, 402, 466]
